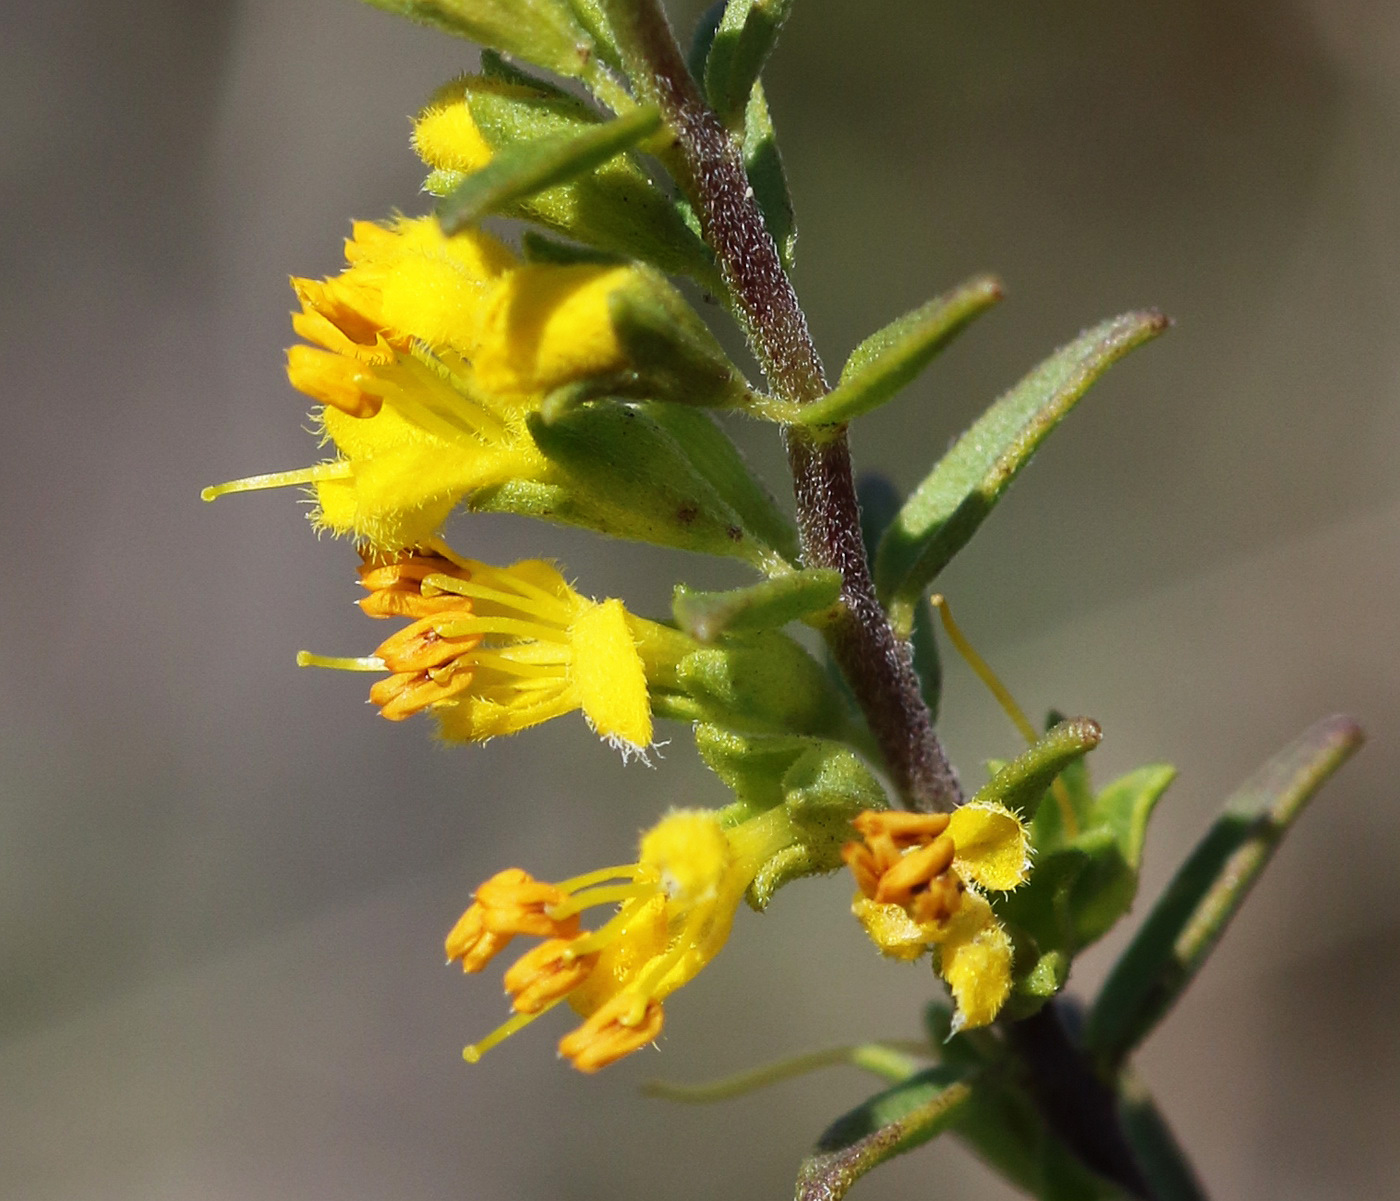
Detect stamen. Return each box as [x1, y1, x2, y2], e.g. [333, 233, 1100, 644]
[556, 864, 645, 894]
[423, 573, 575, 623]
[546, 881, 656, 922]
[931, 594, 1079, 836]
[565, 894, 656, 957]
[200, 461, 350, 502]
[436, 616, 570, 643]
[462, 1000, 562, 1064]
[296, 651, 386, 671]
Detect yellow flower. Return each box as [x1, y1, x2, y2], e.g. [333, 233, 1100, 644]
[203, 217, 653, 549]
[446, 806, 800, 1072]
[298, 547, 657, 755]
[842, 805, 1030, 1031]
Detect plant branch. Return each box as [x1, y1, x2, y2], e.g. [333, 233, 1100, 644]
[602, 0, 960, 810]
[1003, 1001, 1156, 1199]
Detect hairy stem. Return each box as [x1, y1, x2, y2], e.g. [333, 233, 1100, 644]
[603, 0, 959, 810]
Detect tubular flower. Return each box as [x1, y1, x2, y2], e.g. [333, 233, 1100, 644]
[202, 216, 655, 549]
[842, 805, 1031, 1031]
[298, 547, 658, 755]
[448, 806, 801, 1072]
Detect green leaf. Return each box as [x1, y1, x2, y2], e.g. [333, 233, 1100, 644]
[749, 742, 888, 906]
[424, 76, 717, 282]
[790, 276, 1004, 429]
[689, 5, 796, 266]
[1116, 1074, 1210, 1201]
[968, 717, 1104, 820]
[875, 311, 1169, 626]
[1067, 765, 1176, 947]
[644, 404, 800, 565]
[519, 231, 627, 267]
[1085, 715, 1363, 1068]
[517, 401, 775, 564]
[362, 0, 597, 79]
[672, 569, 842, 642]
[437, 105, 662, 233]
[740, 82, 797, 269]
[795, 1068, 973, 1201]
[704, 0, 795, 126]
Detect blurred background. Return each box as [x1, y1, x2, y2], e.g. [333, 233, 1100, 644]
[3, 0, 1399, 1197]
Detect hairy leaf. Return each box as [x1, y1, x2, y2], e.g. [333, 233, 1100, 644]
[875, 311, 1168, 627]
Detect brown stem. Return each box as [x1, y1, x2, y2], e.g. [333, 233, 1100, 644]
[604, 0, 960, 810]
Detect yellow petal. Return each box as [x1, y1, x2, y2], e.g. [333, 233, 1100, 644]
[474, 265, 632, 394]
[851, 895, 934, 961]
[936, 894, 1014, 1031]
[412, 94, 494, 174]
[948, 801, 1031, 892]
[570, 599, 652, 752]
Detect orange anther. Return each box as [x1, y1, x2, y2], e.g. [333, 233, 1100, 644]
[559, 992, 665, 1073]
[503, 938, 599, 1013]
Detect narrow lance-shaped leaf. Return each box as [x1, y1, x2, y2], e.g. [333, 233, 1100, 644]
[795, 1067, 973, 1201]
[1116, 1074, 1210, 1201]
[875, 311, 1169, 631]
[673, 568, 842, 642]
[704, 0, 797, 128]
[740, 81, 797, 269]
[438, 106, 662, 234]
[1085, 714, 1364, 1068]
[362, 0, 597, 79]
[786, 275, 1005, 429]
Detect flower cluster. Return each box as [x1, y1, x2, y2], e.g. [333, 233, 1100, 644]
[207, 9, 1060, 1076]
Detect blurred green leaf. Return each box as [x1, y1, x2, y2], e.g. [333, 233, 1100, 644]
[1117, 1073, 1209, 1201]
[1086, 715, 1363, 1068]
[362, 0, 597, 78]
[673, 568, 842, 641]
[1067, 765, 1176, 947]
[704, 0, 795, 126]
[790, 276, 1004, 429]
[875, 311, 1169, 627]
[438, 106, 661, 233]
[795, 1067, 973, 1201]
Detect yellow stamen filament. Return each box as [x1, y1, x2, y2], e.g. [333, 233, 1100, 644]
[296, 652, 386, 671]
[436, 616, 570, 642]
[200, 462, 350, 502]
[423, 573, 576, 623]
[555, 864, 645, 894]
[931, 594, 1078, 836]
[463, 1001, 562, 1063]
[546, 881, 657, 922]
[561, 894, 656, 958]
